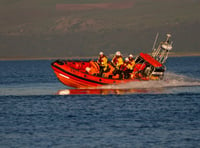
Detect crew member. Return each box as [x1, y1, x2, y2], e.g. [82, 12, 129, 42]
[111, 51, 124, 69]
[111, 51, 124, 79]
[128, 54, 135, 70]
[121, 57, 132, 79]
[97, 51, 108, 76]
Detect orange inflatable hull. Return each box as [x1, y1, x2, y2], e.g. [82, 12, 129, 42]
[51, 58, 153, 88]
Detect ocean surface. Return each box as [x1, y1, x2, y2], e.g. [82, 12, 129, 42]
[0, 56, 200, 147]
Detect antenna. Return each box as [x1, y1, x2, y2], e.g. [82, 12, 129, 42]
[152, 33, 159, 51]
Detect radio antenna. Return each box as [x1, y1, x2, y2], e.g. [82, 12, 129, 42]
[152, 33, 159, 51]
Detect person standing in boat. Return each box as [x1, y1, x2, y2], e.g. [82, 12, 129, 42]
[97, 51, 108, 76]
[111, 51, 124, 79]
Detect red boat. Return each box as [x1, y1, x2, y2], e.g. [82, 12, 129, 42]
[51, 34, 173, 88]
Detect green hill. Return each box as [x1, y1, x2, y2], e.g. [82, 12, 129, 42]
[0, 0, 200, 59]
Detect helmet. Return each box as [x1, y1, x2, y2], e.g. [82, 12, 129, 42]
[129, 54, 133, 58]
[125, 57, 129, 62]
[99, 52, 104, 56]
[116, 51, 121, 56]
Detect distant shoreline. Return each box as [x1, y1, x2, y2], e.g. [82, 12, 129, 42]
[0, 53, 200, 61]
[169, 53, 200, 57]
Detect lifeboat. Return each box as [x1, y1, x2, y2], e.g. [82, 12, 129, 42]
[51, 34, 173, 88]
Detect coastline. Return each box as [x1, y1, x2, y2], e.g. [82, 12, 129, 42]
[0, 53, 200, 61]
[169, 52, 200, 57]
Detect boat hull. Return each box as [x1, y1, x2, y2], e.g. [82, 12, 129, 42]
[51, 60, 140, 88]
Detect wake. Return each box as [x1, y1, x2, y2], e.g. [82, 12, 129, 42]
[100, 72, 200, 89]
[56, 73, 200, 95]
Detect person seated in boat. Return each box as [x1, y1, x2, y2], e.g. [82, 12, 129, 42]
[97, 51, 109, 76]
[111, 51, 124, 68]
[111, 51, 124, 79]
[128, 54, 135, 69]
[120, 57, 133, 79]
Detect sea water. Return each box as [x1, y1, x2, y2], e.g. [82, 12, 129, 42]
[0, 57, 200, 147]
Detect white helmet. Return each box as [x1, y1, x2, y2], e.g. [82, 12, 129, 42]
[129, 54, 133, 58]
[99, 52, 104, 56]
[125, 57, 129, 62]
[116, 51, 121, 56]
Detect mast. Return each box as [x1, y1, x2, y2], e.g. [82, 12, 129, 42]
[152, 34, 173, 64]
[152, 32, 159, 54]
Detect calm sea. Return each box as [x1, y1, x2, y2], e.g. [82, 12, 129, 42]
[0, 57, 200, 147]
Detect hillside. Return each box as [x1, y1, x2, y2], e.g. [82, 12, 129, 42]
[0, 0, 200, 59]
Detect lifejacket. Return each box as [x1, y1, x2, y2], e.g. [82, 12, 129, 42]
[102, 63, 115, 78]
[126, 61, 133, 70]
[120, 61, 132, 71]
[128, 58, 135, 70]
[98, 55, 108, 71]
[112, 56, 124, 69]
